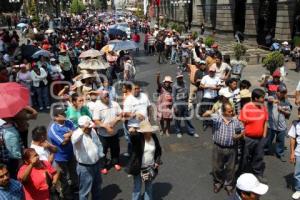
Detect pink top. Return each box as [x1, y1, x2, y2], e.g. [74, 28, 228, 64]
[17, 161, 56, 200]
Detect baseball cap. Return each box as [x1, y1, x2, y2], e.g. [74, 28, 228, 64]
[176, 71, 184, 78]
[78, 116, 94, 128]
[236, 173, 269, 195]
[52, 106, 66, 117]
[272, 69, 281, 77]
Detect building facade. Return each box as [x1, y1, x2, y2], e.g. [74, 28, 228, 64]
[159, 0, 300, 44]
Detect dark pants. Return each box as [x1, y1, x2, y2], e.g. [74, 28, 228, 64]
[56, 157, 79, 200]
[77, 161, 102, 200]
[174, 104, 195, 135]
[157, 51, 166, 64]
[19, 130, 28, 148]
[63, 70, 73, 82]
[267, 128, 285, 157]
[165, 45, 172, 59]
[99, 134, 120, 168]
[212, 143, 236, 187]
[296, 58, 300, 72]
[242, 136, 266, 176]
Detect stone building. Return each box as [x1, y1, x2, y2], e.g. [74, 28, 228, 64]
[159, 0, 300, 45]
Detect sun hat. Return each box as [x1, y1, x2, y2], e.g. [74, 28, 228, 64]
[236, 173, 269, 195]
[163, 76, 173, 83]
[240, 89, 251, 98]
[78, 115, 94, 128]
[50, 58, 56, 62]
[282, 41, 288, 45]
[176, 71, 184, 78]
[208, 63, 217, 72]
[81, 73, 95, 80]
[137, 120, 159, 133]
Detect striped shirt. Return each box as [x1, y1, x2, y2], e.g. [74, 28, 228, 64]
[0, 179, 23, 200]
[212, 115, 244, 147]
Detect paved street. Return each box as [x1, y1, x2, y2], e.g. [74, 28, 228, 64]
[27, 45, 300, 200]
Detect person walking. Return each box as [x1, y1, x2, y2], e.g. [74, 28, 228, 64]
[126, 120, 162, 200]
[71, 115, 104, 200]
[203, 102, 244, 195]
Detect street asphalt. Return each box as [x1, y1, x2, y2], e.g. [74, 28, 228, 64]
[28, 40, 300, 200]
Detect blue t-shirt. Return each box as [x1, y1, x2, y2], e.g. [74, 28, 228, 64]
[48, 120, 75, 162]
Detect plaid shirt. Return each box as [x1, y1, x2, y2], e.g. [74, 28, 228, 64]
[212, 115, 244, 147]
[0, 129, 9, 163]
[0, 179, 24, 200]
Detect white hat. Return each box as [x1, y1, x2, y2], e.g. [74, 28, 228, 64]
[163, 75, 173, 83]
[50, 58, 56, 62]
[137, 120, 159, 133]
[154, 25, 158, 28]
[236, 173, 269, 195]
[218, 89, 232, 98]
[282, 41, 288, 45]
[78, 115, 94, 128]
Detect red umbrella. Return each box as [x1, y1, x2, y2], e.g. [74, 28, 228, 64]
[0, 82, 30, 118]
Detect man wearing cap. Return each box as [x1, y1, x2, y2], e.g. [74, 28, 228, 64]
[93, 90, 123, 175]
[71, 115, 104, 200]
[203, 102, 244, 195]
[266, 85, 292, 161]
[48, 106, 78, 199]
[200, 65, 221, 127]
[172, 71, 198, 138]
[261, 69, 286, 97]
[229, 173, 268, 200]
[187, 61, 207, 109]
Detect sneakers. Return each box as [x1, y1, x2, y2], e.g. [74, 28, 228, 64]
[193, 133, 199, 138]
[292, 191, 300, 199]
[177, 133, 182, 138]
[114, 164, 121, 171]
[39, 107, 44, 111]
[100, 168, 108, 175]
[46, 106, 50, 110]
[123, 152, 130, 157]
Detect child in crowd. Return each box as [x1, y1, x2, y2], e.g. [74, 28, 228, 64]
[30, 126, 57, 164]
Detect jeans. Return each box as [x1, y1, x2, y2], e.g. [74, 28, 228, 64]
[34, 86, 50, 108]
[295, 156, 300, 191]
[77, 161, 102, 200]
[174, 104, 195, 135]
[57, 157, 79, 200]
[267, 129, 286, 157]
[123, 123, 132, 155]
[242, 137, 266, 176]
[170, 49, 178, 64]
[132, 175, 153, 200]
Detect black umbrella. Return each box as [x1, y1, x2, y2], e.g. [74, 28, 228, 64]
[108, 28, 127, 38]
[20, 45, 40, 59]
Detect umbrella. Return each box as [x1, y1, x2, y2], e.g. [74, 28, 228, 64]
[79, 49, 102, 58]
[78, 58, 110, 70]
[32, 49, 51, 58]
[21, 44, 40, 59]
[108, 28, 127, 38]
[45, 29, 54, 34]
[100, 44, 114, 54]
[0, 82, 30, 118]
[108, 40, 138, 51]
[17, 23, 27, 28]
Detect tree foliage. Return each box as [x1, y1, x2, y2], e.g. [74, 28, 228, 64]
[233, 43, 247, 60]
[263, 51, 284, 74]
[70, 0, 85, 14]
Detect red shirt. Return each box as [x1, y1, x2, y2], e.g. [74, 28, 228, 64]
[239, 102, 268, 138]
[17, 161, 56, 200]
[132, 34, 140, 43]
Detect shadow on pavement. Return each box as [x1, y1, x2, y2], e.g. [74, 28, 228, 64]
[153, 182, 173, 200]
[102, 184, 122, 200]
[284, 173, 294, 190]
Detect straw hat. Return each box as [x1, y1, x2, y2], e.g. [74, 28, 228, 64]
[81, 73, 95, 79]
[137, 120, 159, 133]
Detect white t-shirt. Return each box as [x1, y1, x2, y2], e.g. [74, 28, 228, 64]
[93, 100, 122, 137]
[296, 81, 300, 91]
[164, 37, 173, 46]
[142, 137, 155, 167]
[123, 93, 151, 127]
[87, 100, 100, 117]
[288, 122, 300, 156]
[201, 75, 221, 99]
[30, 143, 50, 161]
[218, 87, 240, 102]
[216, 62, 231, 79]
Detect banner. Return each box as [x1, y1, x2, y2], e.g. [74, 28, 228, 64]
[144, 0, 148, 15]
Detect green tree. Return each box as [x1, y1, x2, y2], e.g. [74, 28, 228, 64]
[70, 0, 85, 14]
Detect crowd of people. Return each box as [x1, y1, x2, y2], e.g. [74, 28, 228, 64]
[0, 10, 300, 200]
